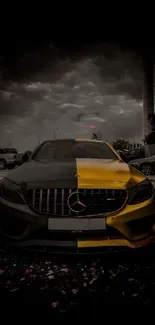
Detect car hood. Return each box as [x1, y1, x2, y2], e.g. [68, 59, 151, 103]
[6, 159, 145, 189]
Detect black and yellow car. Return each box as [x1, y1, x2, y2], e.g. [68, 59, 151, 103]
[0, 138, 155, 253]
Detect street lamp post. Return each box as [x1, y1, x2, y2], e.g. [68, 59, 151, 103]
[54, 128, 59, 140]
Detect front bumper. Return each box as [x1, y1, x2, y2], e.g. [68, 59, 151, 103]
[0, 194, 155, 252]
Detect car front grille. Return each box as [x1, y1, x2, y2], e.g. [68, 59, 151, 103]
[27, 188, 127, 216]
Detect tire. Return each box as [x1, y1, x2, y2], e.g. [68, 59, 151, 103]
[0, 159, 6, 170]
[140, 163, 153, 175]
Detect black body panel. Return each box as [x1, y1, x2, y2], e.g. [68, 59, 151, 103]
[6, 160, 78, 188]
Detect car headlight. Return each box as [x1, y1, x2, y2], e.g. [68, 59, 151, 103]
[128, 179, 154, 205]
[0, 178, 26, 204]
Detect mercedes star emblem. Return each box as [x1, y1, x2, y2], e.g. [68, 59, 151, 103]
[67, 191, 86, 213]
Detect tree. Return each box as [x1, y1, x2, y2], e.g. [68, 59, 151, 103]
[143, 132, 155, 145]
[142, 135, 148, 145]
[148, 113, 155, 131]
[142, 114, 155, 145]
[92, 132, 98, 140]
[92, 132, 104, 140]
[112, 138, 130, 150]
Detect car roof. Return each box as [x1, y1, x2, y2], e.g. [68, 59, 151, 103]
[40, 138, 107, 144]
[3, 147, 17, 150]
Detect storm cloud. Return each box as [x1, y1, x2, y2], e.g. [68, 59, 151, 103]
[0, 44, 143, 151]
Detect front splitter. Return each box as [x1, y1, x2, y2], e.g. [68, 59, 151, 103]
[77, 235, 155, 249]
[2, 233, 155, 255]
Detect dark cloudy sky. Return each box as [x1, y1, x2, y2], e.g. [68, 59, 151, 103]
[0, 43, 143, 151]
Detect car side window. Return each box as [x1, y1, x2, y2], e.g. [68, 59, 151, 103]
[129, 150, 136, 155]
[4, 149, 17, 154]
[35, 143, 56, 160]
[139, 148, 145, 157]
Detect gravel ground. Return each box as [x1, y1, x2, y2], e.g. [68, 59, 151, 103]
[0, 242, 155, 317]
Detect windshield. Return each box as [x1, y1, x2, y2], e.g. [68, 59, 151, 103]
[4, 148, 17, 154]
[32, 140, 118, 162]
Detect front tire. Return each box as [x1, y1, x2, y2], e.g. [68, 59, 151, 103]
[140, 163, 153, 175]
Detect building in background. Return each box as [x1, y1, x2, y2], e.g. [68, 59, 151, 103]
[143, 52, 154, 136]
[142, 51, 155, 157]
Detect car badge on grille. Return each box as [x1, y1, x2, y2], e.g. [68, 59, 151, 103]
[67, 191, 86, 213]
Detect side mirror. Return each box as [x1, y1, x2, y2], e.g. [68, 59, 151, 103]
[22, 152, 30, 163]
[119, 151, 129, 163]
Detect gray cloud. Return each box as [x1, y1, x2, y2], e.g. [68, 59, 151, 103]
[94, 51, 143, 100]
[0, 47, 143, 151]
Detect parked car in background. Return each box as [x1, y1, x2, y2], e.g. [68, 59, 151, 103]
[0, 148, 18, 170]
[14, 151, 33, 168]
[21, 151, 32, 163]
[129, 155, 155, 175]
[125, 147, 145, 162]
[13, 152, 24, 166]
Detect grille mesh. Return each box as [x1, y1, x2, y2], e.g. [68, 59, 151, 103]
[28, 188, 127, 216]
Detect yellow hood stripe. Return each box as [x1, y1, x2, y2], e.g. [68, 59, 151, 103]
[76, 158, 131, 189]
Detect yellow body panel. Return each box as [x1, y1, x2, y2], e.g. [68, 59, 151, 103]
[76, 158, 146, 188]
[74, 139, 155, 249]
[77, 234, 155, 249]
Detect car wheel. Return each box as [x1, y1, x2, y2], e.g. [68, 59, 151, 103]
[140, 163, 153, 175]
[0, 159, 6, 170]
